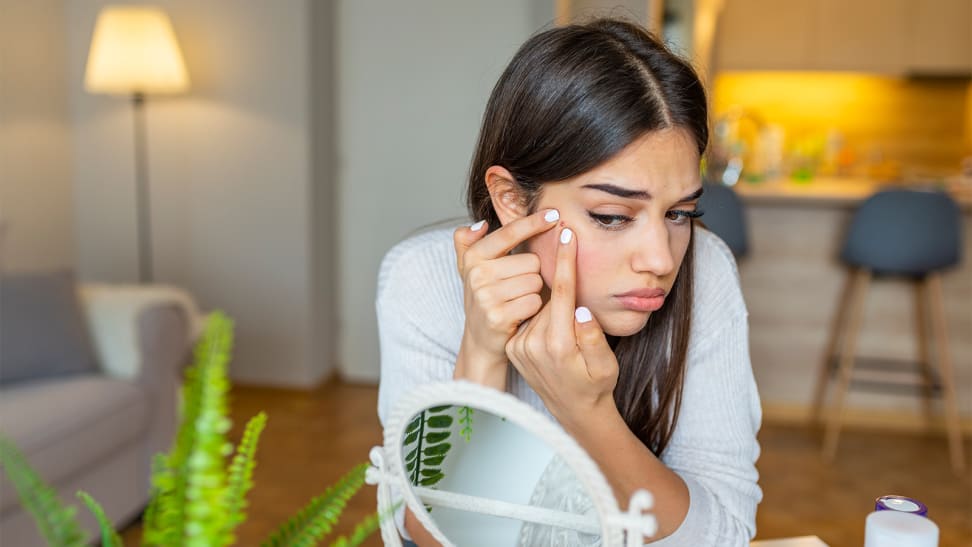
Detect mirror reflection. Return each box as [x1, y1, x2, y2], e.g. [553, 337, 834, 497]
[399, 404, 600, 546]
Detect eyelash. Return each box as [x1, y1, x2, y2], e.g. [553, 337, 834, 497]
[588, 209, 705, 230]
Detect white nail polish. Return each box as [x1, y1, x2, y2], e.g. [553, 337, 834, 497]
[560, 228, 573, 244]
[544, 209, 560, 222]
[470, 220, 486, 231]
[575, 307, 592, 323]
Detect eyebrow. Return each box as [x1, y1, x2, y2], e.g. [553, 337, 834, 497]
[582, 183, 705, 203]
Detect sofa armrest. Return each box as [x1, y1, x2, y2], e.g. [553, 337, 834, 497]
[78, 284, 203, 381]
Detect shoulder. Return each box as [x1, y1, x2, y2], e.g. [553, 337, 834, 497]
[377, 225, 461, 301]
[690, 226, 748, 335]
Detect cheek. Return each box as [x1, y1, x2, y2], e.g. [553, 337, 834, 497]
[527, 229, 606, 303]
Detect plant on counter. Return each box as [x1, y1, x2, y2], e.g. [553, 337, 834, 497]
[0, 312, 387, 547]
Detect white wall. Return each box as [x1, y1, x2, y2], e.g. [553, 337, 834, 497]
[66, 0, 332, 387]
[336, 1, 553, 381]
[0, 0, 75, 273]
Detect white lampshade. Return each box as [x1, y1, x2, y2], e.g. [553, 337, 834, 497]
[85, 6, 189, 95]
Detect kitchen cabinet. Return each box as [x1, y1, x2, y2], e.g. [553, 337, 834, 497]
[715, 0, 972, 75]
[902, 0, 972, 75]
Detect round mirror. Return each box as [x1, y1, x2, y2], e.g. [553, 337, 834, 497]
[368, 381, 658, 547]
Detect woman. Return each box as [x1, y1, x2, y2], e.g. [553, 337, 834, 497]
[376, 18, 761, 546]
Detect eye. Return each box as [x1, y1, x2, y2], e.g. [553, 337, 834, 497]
[588, 212, 633, 230]
[666, 209, 704, 226]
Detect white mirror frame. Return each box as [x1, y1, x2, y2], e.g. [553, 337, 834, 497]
[366, 380, 658, 547]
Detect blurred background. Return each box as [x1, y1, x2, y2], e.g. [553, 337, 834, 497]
[1, 0, 969, 545]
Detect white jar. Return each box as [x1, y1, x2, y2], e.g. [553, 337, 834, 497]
[864, 510, 939, 547]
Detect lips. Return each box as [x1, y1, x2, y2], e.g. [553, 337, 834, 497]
[615, 288, 666, 312]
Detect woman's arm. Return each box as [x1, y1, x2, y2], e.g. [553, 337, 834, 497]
[562, 402, 691, 540]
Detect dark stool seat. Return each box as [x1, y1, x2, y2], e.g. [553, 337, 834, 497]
[812, 189, 965, 473]
[698, 183, 749, 258]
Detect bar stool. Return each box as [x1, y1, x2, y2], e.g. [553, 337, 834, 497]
[811, 189, 965, 473]
[698, 182, 749, 258]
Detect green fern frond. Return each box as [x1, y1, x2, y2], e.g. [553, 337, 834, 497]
[224, 411, 267, 538]
[183, 312, 235, 547]
[77, 491, 123, 547]
[140, 453, 167, 545]
[0, 435, 86, 547]
[142, 311, 236, 547]
[328, 500, 401, 547]
[459, 406, 474, 442]
[260, 462, 368, 547]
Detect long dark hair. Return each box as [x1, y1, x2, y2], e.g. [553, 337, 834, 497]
[465, 18, 707, 456]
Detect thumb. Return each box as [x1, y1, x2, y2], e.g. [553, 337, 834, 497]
[453, 220, 489, 272]
[574, 306, 617, 382]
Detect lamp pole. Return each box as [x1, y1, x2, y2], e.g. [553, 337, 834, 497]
[132, 91, 152, 283]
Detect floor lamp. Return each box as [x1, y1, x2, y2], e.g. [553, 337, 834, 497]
[84, 6, 189, 283]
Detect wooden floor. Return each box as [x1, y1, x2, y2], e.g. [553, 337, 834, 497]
[121, 380, 972, 546]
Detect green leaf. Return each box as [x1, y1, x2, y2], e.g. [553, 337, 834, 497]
[428, 405, 452, 413]
[419, 468, 442, 478]
[405, 447, 418, 463]
[224, 412, 267, 540]
[405, 415, 422, 434]
[261, 463, 368, 547]
[419, 473, 445, 486]
[328, 500, 401, 547]
[424, 432, 450, 444]
[420, 456, 445, 467]
[426, 415, 453, 428]
[403, 431, 418, 445]
[406, 458, 417, 473]
[423, 443, 451, 457]
[77, 491, 123, 547]
[0, 435, 86, 547]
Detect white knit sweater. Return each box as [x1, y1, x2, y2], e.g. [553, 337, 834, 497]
[376, 225, 762, 546]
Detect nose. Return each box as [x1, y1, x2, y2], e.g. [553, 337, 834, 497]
[630, 220, 675, 277]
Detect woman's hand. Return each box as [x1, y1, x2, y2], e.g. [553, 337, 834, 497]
[505, 226, 620, 430]
[452, 210, 561, 388]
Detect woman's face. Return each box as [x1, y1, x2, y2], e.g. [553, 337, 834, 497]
[527, 128, 702, 337]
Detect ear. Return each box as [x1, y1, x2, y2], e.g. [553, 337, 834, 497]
[485, 165, 528, 226]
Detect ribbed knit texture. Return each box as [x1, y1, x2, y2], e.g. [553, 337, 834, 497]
[376, 225, 762, 545]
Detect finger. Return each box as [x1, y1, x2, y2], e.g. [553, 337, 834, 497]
[466, 254, 541, 291]
[464, 209, 560, 264]
[506, 294, 543, 328]
[454, 220, 489, 271]
[574, 306, 617, 381]
[549, 226, 578, 337]
[478, 273, 544, 305]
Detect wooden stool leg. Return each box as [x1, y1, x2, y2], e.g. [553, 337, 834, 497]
[914, 281, 935, 423]
[811, 271, 855, 424]
[823, 269, 871, 462]
[926, 273, 966, 474]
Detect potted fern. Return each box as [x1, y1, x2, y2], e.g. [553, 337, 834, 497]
[0, 312, 388, 546]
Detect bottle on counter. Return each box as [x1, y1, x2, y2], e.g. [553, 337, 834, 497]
[864, 495, 939, 547]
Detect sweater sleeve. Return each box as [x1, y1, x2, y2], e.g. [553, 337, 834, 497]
[375, 230, 466, 427]
[650, 230, 763, 545]
[651, 315, 763, 546]
[375, 231, 465, 540]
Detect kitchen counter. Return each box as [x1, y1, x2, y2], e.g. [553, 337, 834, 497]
[732, 176, 972, 210]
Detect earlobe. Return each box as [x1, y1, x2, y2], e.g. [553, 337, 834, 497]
[485, 165, 528, 226]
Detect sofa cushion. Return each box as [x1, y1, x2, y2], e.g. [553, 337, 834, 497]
[0, 271, 99, 385]
[0, 374, 149, 515]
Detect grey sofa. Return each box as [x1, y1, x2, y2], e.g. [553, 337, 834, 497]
[0, 283, 199, 546]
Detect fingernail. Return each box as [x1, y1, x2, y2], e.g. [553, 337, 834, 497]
[560, 228, 573, 244]
[544, 209, 560, 222]
[470, 220, 486, 231]
[575, 306, 592, 323]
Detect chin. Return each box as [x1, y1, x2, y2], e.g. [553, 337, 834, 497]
[600, 311, 651, 337]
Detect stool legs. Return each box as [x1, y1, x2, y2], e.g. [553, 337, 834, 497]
[811, 272, 855, 424]
[914, 281, 936, 423]
[926, 273, 966, 474]
[823, 268, 871, 462]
